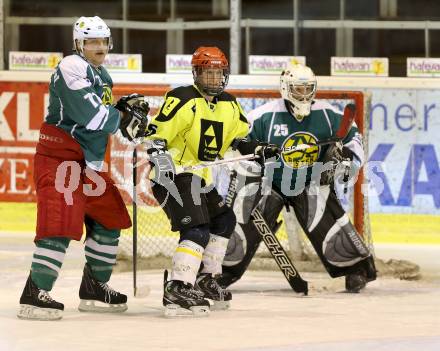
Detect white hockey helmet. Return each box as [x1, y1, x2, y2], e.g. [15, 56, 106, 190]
[73, 16, 113, 54]
[280, 63, 317, 120]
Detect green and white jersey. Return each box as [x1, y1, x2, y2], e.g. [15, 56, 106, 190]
[45, 54, 121, 170]
[247, 99, 364, 191]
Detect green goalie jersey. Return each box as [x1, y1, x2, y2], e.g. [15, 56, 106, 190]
[247, 99, 365, 192]
[45, 54, 121, 170]
[148, 85, 249, 180]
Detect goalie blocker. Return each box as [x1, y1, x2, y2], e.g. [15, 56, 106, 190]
[219, 184, 376, 290]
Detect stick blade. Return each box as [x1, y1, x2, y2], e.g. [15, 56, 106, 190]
[336, 103, 356, 139]
[290, 276, 309, 295]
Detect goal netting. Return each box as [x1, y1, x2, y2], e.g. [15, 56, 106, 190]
[111, 86, 375, 270]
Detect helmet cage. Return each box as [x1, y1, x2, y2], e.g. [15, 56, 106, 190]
[191, 46, 229, 96]
[193, 66, 229, 96]
[285, 81, 316, 104]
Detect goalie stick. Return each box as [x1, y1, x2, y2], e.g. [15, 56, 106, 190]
[225, 167, 308, 294]
[337, 103, 357, 193]
[337, 103, 356, 140]
[250, 207, 309, 294]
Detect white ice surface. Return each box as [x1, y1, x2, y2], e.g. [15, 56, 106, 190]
[1, 233, 439, 351]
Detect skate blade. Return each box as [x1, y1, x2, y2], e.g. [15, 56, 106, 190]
[17, 304, 62, 321]
[163, 304, 210, 318]
[78, 299, 127, 313]
[210, 300, 230, 311]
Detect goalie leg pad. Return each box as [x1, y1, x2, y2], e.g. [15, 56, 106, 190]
[291, 186, 372, 277]
[219, 190, 285, 287]
[218, 220, 261, 288]
[322, 213, 369, 267]
[260, 189, 285, 231]
[226, 162, 263, 224]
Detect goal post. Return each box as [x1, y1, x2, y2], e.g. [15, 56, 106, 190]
[110, 85, 372, 262]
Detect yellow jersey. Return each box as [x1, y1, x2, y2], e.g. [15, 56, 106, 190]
[147, 85, 249, 172]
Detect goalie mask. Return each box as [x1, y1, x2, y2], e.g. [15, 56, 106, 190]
[280, 64, 317, 122]
[73, 16, 113, 65]
[191, 46, 229, 96]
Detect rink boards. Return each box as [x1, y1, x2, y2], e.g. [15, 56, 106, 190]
[1, 202, 439, 245]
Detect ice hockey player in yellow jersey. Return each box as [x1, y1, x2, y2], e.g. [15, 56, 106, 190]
[144, 46, 279, 317]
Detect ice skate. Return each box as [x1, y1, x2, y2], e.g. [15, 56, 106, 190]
[345, 257, 377, 293]
[78, 264, 127, 313]
[163, 270, 210, 318]
[345, 272, 367, 293]
[17, 273, 64, 321]
[195, 273, 232, 310]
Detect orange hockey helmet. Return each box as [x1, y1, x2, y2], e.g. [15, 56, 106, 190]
[191, 46, 229, 96]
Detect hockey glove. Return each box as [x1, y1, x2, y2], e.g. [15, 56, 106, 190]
[320, 143, 355, 186]
[115, 94, 150, 141]
[146, 139, 176, 186]
[232, 138, 280, 165]
[254, 142, 281, 166]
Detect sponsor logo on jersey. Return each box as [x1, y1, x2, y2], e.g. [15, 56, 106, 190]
[198, 119, 223, 161]
[101, 84, 113, 105]
[281, 132, 319, 169]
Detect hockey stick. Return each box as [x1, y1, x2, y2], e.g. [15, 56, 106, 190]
[225, 168, 308, 295]
[179, 142, 328, 173]
[337, 103, 357, 193]
[250, 207, 309, 295]
[131, 147, 152, 298]
[181, 154, 257, 172]
[132, 148, 138, 297]
[337, 103, 356, 139]
[180, 103, 356, 173]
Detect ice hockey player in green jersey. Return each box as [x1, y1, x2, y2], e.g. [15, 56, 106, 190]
[17, 16, 149, 321]
[219, 63, 377, 292]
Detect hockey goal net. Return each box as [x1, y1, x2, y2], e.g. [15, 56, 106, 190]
[110, 85, 372, 266]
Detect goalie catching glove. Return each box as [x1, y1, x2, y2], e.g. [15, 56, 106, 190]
[320, 142, 358, 186]
[115, 93, 150, 141]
